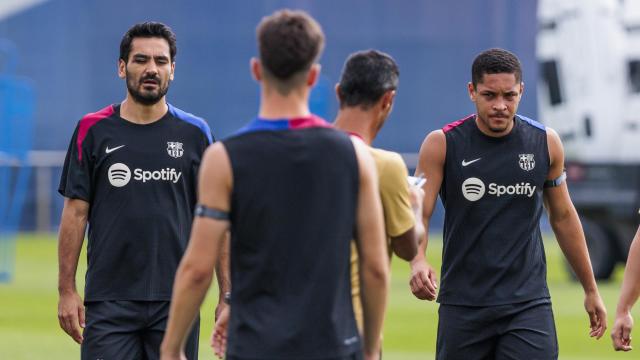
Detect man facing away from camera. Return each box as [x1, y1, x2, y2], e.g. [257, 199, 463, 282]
[333, 49, 424, 336]
[161, 9, 389, 360]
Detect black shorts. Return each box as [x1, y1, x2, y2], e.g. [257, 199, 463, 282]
[437, 299, 558, 360]
[81, 300, 199, 360]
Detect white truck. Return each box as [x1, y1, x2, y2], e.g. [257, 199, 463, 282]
[537, 0, 640, 279]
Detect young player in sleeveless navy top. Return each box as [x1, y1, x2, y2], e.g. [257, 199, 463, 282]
[409, 48, 607, 359]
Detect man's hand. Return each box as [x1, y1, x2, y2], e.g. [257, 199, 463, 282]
[212, 305, 230, 358]
[57, 290, 85, 344]
[214, 300, 227, 322]
[612, 311, 634, 351]
[584, 291, 607, 339]
[409, 184, 425, 211]
[409, 259, 438, 301]
[210, 301, 228, 348]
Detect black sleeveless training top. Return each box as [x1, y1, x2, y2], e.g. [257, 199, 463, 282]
[222, 116, 362, 359]
[438, 114, 551, 306]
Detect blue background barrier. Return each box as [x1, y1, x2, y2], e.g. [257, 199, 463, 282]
[0, 39, 35, 280]
[0, 0, 538, 231]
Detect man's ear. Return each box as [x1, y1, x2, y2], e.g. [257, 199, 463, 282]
[381, 90, 396, 111]
[250, 57, 262, 82]
[467, 82, 476, 101]
[118, 59, 126, 79]
[335, 83, 342, 103]
[306, 63, 320, 87]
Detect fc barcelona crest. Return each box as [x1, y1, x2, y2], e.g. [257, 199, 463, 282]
[167, 142, 184, 158]
[518, 154, 535, 171]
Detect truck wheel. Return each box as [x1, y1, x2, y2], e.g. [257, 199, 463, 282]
[581, 218, 616, 280]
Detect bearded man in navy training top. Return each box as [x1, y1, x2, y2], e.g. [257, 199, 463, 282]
[409, 48, 608, 359]
[57, 22, 213, 359]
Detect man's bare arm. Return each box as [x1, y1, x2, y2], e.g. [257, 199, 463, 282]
[390, 231, 417, 260]
[611, 225, 640, 351]
[352, 137, 389, 360]
[389, 186, 424, 261]
[215, 233, 231, 312]
[161, 143, 232, 359]
[57, 197, 89, 344]
[409, 130, 445, 301]
[210, 232, 230, 349]
[543, 128, 607, 340]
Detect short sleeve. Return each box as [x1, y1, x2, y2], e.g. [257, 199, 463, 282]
[197, 118, 214, 151]
[202, 121, 214, 146]
[58, 123, 92, 202]
[376, 151, 415, 238]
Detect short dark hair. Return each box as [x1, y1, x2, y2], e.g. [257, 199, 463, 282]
[338, 50, 399, 109]
[119, 22, 177, 63]
[256, 9, 324, 93]
[471, 48, 522, 87]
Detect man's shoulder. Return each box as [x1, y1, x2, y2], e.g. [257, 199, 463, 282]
[369, 147, 409, 192]
[167, 103, 213, 143]
[369, 147, 405, 173]
[75, 104, 117, 151]
[442, 114, 475, 133]
[78, 104, 116, 128]
[167, 104, 206, 125]
[516, 114, 546, 132]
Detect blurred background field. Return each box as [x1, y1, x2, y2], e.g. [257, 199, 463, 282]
[1, 233, 636, 360]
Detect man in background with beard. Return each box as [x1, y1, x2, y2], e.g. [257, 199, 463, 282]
[57, 22, 213, 359]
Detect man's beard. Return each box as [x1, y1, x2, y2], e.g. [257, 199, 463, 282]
[126, 71, 170, 106]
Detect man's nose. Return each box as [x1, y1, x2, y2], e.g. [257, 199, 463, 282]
[493, 99, 507, 111]
[145, 61, 159, 76]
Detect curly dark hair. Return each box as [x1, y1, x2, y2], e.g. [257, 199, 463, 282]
[471, 48, 522, 88]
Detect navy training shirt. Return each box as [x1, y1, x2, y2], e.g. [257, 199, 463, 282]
[438, 114, 551, 306]
[223, 116, 362, 359]
[58, 103, 213, 302]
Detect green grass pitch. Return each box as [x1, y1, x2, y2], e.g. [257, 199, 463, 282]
[0, 233, 635, 359]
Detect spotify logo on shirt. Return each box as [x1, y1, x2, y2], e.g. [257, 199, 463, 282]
[462, 177, 486, 201]
[461, 177, 537, 202]
[107, 163, 182, 187]
[108, 163, 131, 187]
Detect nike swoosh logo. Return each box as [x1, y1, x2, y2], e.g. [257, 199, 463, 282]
[105, 145, 125, 154]
[462, 158, 481, 166]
